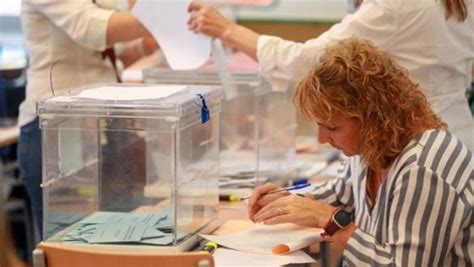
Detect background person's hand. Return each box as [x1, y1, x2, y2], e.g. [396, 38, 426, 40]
[247, 183, 290, 221]
[253, 194, 337, 228]
[187, 1, 234, 39]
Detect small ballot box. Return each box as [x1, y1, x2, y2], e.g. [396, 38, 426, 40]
[37, 84, 222, 252]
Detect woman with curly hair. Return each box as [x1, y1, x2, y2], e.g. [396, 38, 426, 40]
[247, 38, 473, 266]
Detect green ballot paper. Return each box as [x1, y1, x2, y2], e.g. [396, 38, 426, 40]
[88, 222, 146, 244]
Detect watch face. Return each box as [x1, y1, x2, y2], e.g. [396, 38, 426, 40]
[334, 210, 352, 227]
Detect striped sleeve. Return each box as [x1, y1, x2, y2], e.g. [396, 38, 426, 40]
[311, 159, 354, 208]
[343, 166, 471, 266]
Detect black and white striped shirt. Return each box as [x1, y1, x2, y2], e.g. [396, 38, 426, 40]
[312, 129, 473, 266]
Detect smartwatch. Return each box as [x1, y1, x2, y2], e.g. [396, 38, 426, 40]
[321, 208, 352, 238]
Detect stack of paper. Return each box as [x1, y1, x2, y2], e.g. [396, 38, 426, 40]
[201, 221, 320, 266]
[200, 222, 323, 255]
[47, 211, 86, 237]
[60, 207, 175, 246]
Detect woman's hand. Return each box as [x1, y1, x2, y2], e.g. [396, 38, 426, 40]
[187, 0, 260, 60]
[253, 194, 337, 228]
[248, 183, 290, 221]
[187, 1, 234, 39]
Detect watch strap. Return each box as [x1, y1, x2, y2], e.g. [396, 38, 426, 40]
[321, 208, 344, 238]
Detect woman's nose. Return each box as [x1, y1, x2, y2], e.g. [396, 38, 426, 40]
[317, 127, 330, 144]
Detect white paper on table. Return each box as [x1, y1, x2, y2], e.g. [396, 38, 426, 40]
[212, 248, 316, 267]
[132, 0, 211, 70]
[200, 223, 323, 255]
[75, 85, 187, 100]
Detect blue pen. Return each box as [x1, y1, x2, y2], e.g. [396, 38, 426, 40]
[288, 177, 309, 186]
[240, 183, 311, 200]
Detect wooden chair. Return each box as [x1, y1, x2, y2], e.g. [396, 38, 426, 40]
[33, 242, 214, 267]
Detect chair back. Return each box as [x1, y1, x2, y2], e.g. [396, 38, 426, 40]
[34, 243, 214, 267]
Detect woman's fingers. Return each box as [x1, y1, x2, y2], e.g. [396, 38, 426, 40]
[247, 183, 278, 220]
[262, 214, 293, 225]
[253, 194, 338, 228]
[253, 195, 311, 225]
[248, 183, 278, 210]
[188, 1, 203, 12]
[187, 2, 206, 33]
[187, 10, 198, 26]
[256, 191, 289, 207]
[253, 198, 282, 220]
[188, 19, 199, 32]
[187, 2, 232, 37]
[253, 203, 284, 222]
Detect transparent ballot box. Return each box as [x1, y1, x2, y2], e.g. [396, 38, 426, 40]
[37, 84, 222, 252]
[144, 69, 296, 185]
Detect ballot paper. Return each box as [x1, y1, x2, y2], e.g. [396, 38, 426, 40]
[133, 0, 211, 70]
[60, 209, 175, 246]
[139, 235, 174, 246]
[47, 211, 88, 236]
[142, 227, 167, 240]
[212, 248, 316, 267]
[200, 223, 323, 255]
[75, 85, 186, 101]
[88, 223, 146, 244]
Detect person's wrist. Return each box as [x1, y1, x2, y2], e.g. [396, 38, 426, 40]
[322, 206, 339, 228]
[220, 24, 239, 47]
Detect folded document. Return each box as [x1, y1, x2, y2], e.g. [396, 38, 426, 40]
[200, 221, 323, 255]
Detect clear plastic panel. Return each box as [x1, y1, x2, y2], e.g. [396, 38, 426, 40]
[42, 117, 100, 239]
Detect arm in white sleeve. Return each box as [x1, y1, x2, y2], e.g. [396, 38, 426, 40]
[27, 0, 148, 51]
[257, 0, 398, 91]
[27, 0, 114, 51]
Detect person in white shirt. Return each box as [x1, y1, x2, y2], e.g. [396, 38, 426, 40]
[19, 0, 158, 237]
[188, 0, 474, 150]
[249, 37, 473, 266]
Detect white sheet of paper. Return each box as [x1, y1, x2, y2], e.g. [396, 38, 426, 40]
[75, 85, 186, 100]
[132, 0, 211, 70]
[200, 223, 322, 254]
[212, 248, 316, 267]
[121, 69, 143, 83]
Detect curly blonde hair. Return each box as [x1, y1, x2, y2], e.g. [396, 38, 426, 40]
[293, 37, 447, 169]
